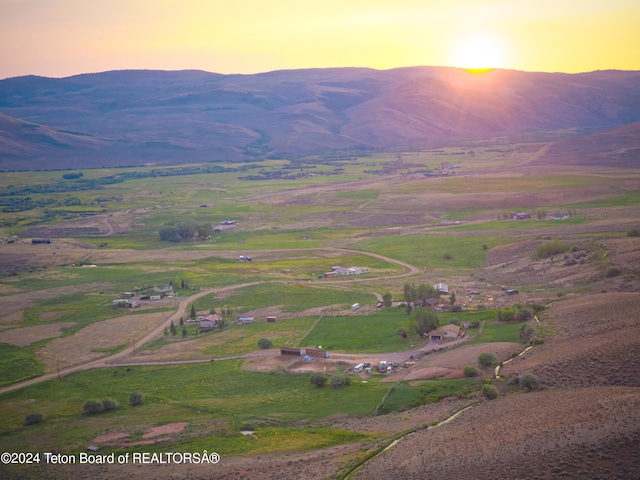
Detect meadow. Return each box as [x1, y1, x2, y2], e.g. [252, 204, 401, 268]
[1, 140, 639, 475]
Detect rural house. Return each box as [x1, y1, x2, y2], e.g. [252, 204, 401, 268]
[429, 324, 461, 342]
[511, 212, 531, 220]
[199, 314, 222, 330]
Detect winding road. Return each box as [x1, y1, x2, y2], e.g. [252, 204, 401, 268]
[0, 248, 420, 395]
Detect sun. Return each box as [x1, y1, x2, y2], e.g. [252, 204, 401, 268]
[452, 33, 507, 71]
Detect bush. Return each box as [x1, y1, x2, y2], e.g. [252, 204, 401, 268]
[24, 412, 44, 426]
[535, 240, 570, 259]
[605, 266, 622, 277]
[129, 391, 143, 406]
[443, 253, 453, 260]
[310, 373, 328, 388]
[521, 373, 541, 391]
[330, 375, 351, 388]
[482, 384, 499, 400]
[478, 353, 497, 368]
[627, 229, 640, 237]
[83, 399, 103, 415]
[257, 338, 273, 349]
[463, 366, 478, 377]
[518, 324, 535, 342]
[102, 398, 118, 411]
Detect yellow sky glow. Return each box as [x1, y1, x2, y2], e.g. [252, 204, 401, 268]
[1, 0, 639, 79]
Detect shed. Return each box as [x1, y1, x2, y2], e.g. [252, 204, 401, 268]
[280, 347, 304, 356]
[434, 283, 449, 295]
[267, 316, 277, 323]
[237, 316, 254, 324]
[305, 348, 329, 358]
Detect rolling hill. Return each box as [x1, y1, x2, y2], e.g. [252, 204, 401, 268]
[1, 67, 640, 169]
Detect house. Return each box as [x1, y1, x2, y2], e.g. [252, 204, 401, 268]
[199, 314, 222, 330]
[237, 316, 254, 324]
[434, 283, 449, 295]
[151, 285, 173, 297]
[511, 212, 531, 220]
[331, 266, 370, 276]
[429, 324, 461, 342]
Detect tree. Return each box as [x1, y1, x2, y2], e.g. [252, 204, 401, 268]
[396, 327, 408, 339]
[536, 209, 548, 220]
[450, 292, 456, 306]
[403, 282, 417, 303]
[482, 384, 499, 400]
[102, 398, 117, 411]
[382, 292, 393, 307]
[24, 412, 44, 426]
[409, 308, 439, 336]
[416, 284, 439, 301]
[257, 338, 272, 349]
[190, 305, 196, 320]
[83, 399, 103, 415]
[129, 391, 143, 406]
[179, 316, 184, 326]
[182, 327, 187, 338]
[310, 373, 328, 388]
[170, 320, 176, 336]
[478, 353, 497, 368]
[518, 324, 535, 343]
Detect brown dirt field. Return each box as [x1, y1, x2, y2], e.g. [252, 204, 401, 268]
[37, 312, 166, 371]
[0, 322, 76, 346]
[0, 282, 110, 321]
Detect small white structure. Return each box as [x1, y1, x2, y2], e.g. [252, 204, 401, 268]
[351, 303, 360, 310]
[237, 316, 255, 324]
[354, 363, 365, 373]
[433, 283, 449, 295]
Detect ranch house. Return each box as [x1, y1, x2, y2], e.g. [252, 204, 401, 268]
[429, 324, 461, 342]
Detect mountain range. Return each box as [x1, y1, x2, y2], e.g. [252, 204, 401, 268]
[1, 67, 640, 169]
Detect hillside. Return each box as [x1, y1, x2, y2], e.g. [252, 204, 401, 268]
[1, 67, 640, 169]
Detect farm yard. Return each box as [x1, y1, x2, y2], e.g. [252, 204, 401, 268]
[1, 144, 640, 479]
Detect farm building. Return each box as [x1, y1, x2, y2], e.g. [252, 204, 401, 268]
[121, 292, 136, 298]
[112, 299, 139, 308]
[331, 266, 370, 276]
[434, 283, 449, 295]
[511, 212, 531, 220]
[305, 348, 330, 358]
[237, 316, 255, 324]
[429, 324, 461, 342]
[280, 347, 304, 356]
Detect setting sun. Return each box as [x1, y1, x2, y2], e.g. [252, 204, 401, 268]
[452, 33, 507, 70]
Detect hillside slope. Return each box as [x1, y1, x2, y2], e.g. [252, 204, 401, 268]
[1, 67, 640, 168]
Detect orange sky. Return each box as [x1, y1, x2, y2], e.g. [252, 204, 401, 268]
[1, 0, 639, 79]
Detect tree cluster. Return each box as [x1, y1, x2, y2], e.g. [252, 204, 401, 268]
[159, 220, 212, 242]
[403, 282, 439, 304]
[409, 307, 439, 336]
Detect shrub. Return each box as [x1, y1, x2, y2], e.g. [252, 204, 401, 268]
[451, 305, 462, 312]
[129, 391, 143, 406]
[102, 398, 118, 411]
[481, 384, 499, 400]
[627, 229, 640, 237]
[518, 324, 535, 342]
[535, 240, 570, 259]
[83, 399, 103, 415]
[463, 366, 478, 377]
[478, 353, 497, 368]
[310, 373, 328, 388]
[443, 253, 452, 260]
[330, 375, 351, 388]
[257, 338, 273, 349]
[605, 266, 622, 277]
[521, 373, 541, 391]
[24, 412, 44, 426]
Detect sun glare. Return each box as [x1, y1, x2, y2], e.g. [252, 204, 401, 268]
[452, 33, 506, 71]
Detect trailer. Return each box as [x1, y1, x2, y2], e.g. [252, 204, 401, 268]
[354, 363, 365, 373]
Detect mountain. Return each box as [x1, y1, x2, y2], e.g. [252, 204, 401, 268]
[1, 67, 640, 169]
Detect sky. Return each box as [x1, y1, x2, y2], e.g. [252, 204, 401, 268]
[1, 0, 639, 79]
